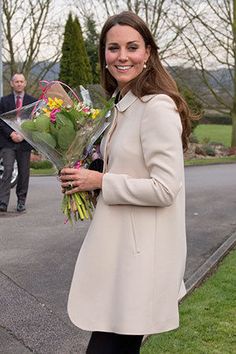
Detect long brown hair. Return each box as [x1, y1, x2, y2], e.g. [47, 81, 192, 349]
[99, 11, 194, 150]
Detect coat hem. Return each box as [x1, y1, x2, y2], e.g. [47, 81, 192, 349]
[67, 315, 179, 336]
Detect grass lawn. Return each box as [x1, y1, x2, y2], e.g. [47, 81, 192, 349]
[141, 248, 236, 354]
[30, 168, 57, 176]
[30, 155, 236, 175]
[194, 124, 232, 147]
[30, 123, 235, 176]
[185, 155, 236, 166]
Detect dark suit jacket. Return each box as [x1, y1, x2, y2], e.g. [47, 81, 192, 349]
[0, 93, 37, 151]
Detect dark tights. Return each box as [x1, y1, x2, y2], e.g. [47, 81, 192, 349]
[86, 331, 144, 354]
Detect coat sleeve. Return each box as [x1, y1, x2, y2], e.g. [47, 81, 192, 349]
[0, 98, 14, 138]
[102, 95, 184, 207]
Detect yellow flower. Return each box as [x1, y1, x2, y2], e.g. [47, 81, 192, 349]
[55, 97, 64, 107]
[42, 108, 51, 117]
[48, 97, 64, 110]
[91, 108, 100, 119]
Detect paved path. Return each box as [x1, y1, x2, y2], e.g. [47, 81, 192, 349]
[185, 164, 236, 280]
[0, 164, 236, 353]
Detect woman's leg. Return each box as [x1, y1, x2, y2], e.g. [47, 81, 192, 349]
[86, 331, 144, 354]
[86, 332, 120, 354]
[120, 333, 144, 354]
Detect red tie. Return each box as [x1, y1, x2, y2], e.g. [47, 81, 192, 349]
[16, 95, 22, 109]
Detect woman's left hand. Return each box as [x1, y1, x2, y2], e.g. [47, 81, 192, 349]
[60, 167, 103, 194]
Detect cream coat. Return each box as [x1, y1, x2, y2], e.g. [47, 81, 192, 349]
[68, 92, 187, 335]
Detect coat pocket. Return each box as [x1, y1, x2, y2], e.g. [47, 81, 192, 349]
[130, 207, 141, 254]
[130, 206, 157, 255]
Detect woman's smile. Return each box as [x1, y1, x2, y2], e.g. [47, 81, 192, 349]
[115, 65, 133, 72]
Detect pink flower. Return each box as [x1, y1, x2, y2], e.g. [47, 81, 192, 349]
[74, 161, 81, 169]
[82, 107, 90, 113]
[50, 108, 61, 123]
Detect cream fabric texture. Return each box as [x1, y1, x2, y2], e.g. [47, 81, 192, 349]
[67, 92, 187, 335]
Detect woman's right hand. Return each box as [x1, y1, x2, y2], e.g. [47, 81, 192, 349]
[60, 167, 104, 194]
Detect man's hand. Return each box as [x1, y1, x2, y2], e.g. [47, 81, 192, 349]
[10, 131, 24, 143]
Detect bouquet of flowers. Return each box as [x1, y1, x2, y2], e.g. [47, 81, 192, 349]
[0, 81, 114, 223]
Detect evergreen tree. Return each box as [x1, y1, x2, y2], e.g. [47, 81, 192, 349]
[59, 13, 74, 85]
[73, 16, 93, 86]
[84, 16, 100, 83]
[59, 13, 92, 87]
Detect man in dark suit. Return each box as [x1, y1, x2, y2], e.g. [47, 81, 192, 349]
[0, 73, 37, 212]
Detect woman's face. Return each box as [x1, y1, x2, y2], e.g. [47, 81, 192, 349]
[105, 24, 150, 90]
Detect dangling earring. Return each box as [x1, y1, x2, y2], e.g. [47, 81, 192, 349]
[143, 62, 147, 69]
[105, 64, 108, 69]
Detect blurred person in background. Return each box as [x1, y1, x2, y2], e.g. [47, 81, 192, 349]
[0, 73, 37, 213]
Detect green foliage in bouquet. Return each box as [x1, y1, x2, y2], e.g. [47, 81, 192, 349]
[21, 96, 113, 167]
[20, 94, 114, 224]
[1, 81, 114, 224]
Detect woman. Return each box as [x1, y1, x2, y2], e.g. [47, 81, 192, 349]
[60, 11, 193, 354]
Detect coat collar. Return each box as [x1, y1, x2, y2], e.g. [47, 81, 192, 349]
[114, 90, 139, 112]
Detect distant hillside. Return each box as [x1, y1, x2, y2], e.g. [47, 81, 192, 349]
[169, 66, 233, 110]
[2, 61, 233, 111]
[31, 61, 60, 81]
[33, 61, 233, 94]
[44, 62, 233, 111]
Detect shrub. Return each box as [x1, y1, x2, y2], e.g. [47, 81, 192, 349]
[30, 160, 53, 169]
[201, 115, 232, 125]
[189, 133, 199, 143]
[202, 144, 216, 156]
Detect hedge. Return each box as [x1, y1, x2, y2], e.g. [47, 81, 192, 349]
[200, 115, 232, 125]
[30, 160, 53, 169]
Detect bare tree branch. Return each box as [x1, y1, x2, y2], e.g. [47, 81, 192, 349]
[176, 0, 236, 146]
[2, 0, 62, 92]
